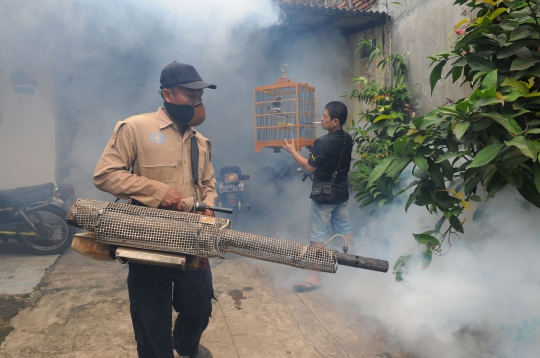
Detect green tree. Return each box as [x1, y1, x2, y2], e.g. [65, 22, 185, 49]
[349, 0, 540, 281]
[346, 39, 416, 210]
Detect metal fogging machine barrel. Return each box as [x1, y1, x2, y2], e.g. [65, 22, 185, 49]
[68, 198, 388, 273]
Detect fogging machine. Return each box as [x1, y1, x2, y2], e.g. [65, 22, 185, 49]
[68, 198, 388, 273]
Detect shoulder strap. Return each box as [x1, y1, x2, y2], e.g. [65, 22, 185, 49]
[332, 135, 346, 179]
[191, 136, 199, 187]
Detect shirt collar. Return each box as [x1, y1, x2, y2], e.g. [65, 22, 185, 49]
[156, 107, 196, 137]
[327, 128, 344, 136]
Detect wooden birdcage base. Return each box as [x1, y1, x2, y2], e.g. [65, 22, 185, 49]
[255, 139, 315, 153]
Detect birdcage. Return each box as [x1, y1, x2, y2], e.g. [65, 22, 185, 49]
[254, 67, 316, 153]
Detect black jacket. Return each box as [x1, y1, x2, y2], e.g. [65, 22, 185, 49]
[307, 129, 353, 204]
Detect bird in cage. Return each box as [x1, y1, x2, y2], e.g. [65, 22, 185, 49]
[268, 96, 282, 113]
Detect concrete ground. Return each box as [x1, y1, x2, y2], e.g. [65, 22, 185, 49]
[0, 247, 408, 358]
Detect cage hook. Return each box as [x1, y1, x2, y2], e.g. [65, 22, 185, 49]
[281, 64, 288, 78]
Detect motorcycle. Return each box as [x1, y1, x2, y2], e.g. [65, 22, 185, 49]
[216, 166, 252, 228]
[0, 182, 75, 255]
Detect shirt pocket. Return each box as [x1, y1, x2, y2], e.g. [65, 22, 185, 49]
[139, 150, 178, 184]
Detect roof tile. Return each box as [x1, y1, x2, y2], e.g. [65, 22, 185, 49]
[281, 0, 379, 11]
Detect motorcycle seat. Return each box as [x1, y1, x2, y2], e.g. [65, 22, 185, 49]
[0, 183, 55, 208]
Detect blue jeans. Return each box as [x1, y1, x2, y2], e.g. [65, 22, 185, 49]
[309, 200, 352, 244]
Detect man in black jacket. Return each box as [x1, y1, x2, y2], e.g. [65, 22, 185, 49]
[283, 101, 354, 292]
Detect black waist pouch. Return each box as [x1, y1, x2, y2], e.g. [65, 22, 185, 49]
[311, 179, 335, 204]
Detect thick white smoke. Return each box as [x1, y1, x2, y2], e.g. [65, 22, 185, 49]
[4, 1, 537, 357]
[266, 186, 540, 358]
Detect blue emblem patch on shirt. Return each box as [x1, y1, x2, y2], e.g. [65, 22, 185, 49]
[149, 132, 166, 144]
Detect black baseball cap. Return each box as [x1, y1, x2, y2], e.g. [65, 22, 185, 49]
[159, 61, 217, 90]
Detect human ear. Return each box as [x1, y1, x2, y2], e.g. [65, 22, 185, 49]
[162, 88, 173, 103]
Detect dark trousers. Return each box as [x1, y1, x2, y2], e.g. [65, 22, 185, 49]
[127, 262, 214, 358]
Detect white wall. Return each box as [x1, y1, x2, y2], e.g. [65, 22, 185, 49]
[0, 66, 57, 189]
[373, 0, 473, 115]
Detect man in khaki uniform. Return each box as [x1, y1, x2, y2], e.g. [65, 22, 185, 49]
[94, 62, 216, 358]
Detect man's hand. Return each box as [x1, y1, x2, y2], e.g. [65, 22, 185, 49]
[283, 138, 296, 154]
[282, 138, 317, 174]
[159, 187, 185, 211]
[196, 209, 215, 217]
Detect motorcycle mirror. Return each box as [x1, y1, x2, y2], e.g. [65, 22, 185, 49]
[240, 175, 250, 180]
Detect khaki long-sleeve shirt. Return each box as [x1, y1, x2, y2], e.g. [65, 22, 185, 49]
[93, 107, 217, 208]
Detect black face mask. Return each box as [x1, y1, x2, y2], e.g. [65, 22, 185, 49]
[164, 101, 199, 124]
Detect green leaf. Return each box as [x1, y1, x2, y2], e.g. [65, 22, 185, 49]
[500, 78, 529, 95]
[466, 144, 505, 169]
[405, 185, 422, 212]
[393, 254, 411, 281]
[428, 163, 446, 188]
[469, 195, 481, 202]
[440, 159, 454, 180]
[422, 250, 433, 270]
[430, 60, 447, 95]
[398, 180, 421, 195]
[501, 150, 528, 167]
[413, 155, 429, 172]
[421, 115, 446, 128]
[482, 69, 498, 90]
[504, 91, 523, 102]
[392, 254, 410, 273]
[505, 136, 538, 161]
[497, 40, 539, 59]
[386, 155, 413, 177]
[534, 163, 540, 194]
[367, 157, 394, 187]
[449, 215, 464, 233]
[454, 121, 470, 139]
[523, 91, 540, 98]
[510, 27, 537, 41]
[495, 164, 522, 187]
[434, 215, 446, 233]
[452, 66, 463, 83]
[486, 176, 508, 202]
[413, 116, 424, 129]
[365, 121, 389, 132]
[489, 7, 508, 20]
[373, 114, 393, 123]
[474, 97, 502, 107]
[393, 135, 408, 155]
[510, 58, 540, 71]
[412, 168, 429, 179]
[482, 112, 522, 135]
[465, 177, 480, 195]
[467, 56, 496, 72]
[435, 149, 470, 163]
[359, 198, 375, 208]
[387, 125, 399, 137]
[413, 234, 441, 247]
[517, 176, 540, 209]
[452, 57, 468, 67]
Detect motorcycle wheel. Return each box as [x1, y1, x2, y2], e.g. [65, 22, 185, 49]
[20, 205, 74, 255]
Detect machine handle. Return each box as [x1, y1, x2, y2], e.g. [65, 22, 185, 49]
[194, 202, 234, 214]
[335, 252, 389, 273]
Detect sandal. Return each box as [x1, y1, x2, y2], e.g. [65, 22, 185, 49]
[293, 281, 321, 292]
